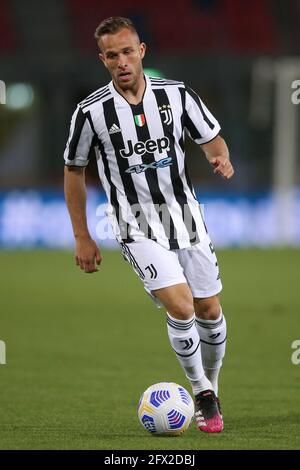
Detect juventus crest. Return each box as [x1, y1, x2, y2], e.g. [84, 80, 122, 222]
[159, 104, 173, 125]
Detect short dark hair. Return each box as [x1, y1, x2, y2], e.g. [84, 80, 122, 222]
[94, 16, 140, 43]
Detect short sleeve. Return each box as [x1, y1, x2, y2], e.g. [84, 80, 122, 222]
[184, 87, 220, 144]
[63, 106, 93, 166]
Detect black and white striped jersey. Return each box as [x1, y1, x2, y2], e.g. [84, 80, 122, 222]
[64, 75, 220, 250]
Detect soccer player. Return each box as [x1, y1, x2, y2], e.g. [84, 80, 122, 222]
[64, 17, 234, 433]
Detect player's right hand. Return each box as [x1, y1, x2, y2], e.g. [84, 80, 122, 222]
[211, 156, 234, 180]
[75, 236, 102, 273]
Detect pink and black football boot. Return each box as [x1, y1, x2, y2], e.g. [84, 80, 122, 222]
[194, 389, 224, 433]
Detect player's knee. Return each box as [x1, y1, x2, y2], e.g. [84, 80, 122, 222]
[194, 296, 221, 320]
[168, 299, 194, 320]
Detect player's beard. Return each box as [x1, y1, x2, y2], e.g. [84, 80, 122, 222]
[117, 72, 136, 91]
[115, 63, 144, 92]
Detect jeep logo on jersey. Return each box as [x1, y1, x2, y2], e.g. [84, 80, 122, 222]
[120, 137, 170, 158]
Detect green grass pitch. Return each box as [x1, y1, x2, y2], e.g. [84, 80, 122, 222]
[0, 248, 299, 450]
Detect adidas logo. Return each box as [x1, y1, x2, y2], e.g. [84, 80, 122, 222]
[109, 123, 121, 134]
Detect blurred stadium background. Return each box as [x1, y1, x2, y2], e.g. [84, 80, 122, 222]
[1, 0, 300, 248]
[1, 0, 300, 450]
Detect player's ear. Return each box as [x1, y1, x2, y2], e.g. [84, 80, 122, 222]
[99, 53, 107, 67]
[140, 42, 146, 59]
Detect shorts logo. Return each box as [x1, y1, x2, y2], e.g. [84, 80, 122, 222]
[145, 263, 157, 279]
[120, 137, 170, 158]
[159, 104, 172, 125]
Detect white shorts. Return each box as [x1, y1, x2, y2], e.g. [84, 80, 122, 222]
[119, 234, 222, 307]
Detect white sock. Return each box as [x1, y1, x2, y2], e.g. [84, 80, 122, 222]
[167, 313, 212, 395]
[195, 311, 227, 396]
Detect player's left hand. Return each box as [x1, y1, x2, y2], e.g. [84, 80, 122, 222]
[210, 156, 234, 179]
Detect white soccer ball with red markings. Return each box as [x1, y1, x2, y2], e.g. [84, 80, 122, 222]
[138, 382, 194, 436]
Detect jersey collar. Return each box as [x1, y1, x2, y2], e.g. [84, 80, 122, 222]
[109, 74, 151, 106]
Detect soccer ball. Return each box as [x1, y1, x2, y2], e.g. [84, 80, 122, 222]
[138, 382, 194, 436]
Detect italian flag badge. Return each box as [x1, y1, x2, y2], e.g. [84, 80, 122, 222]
[134, 114, 145, 127]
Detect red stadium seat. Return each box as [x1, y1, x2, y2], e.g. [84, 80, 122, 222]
[67, 0, 152, 51]
[0, 1, 16, 52]
[66, 0, 278, 54]
[223, 0, 277, 53]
